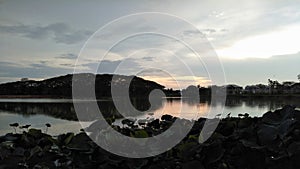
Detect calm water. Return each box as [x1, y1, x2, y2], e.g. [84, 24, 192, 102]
[0, 97, 299, 135]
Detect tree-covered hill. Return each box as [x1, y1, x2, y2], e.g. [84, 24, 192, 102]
[0, 73, 173, 98]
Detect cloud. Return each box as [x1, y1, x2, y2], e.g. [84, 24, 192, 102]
[56, 53, 78, 59]
[216, 25, 300, 59]
[81, 60, 122, 73]
[182, 28, 223, 40]
[142, 56, 154, 61]
[0, 22, 92, 44]
[221, 52, 300, 86]
[201, 29, 217, 34]
[137, 68, 169, 77]
[182, 30, 204, 37]
[60, 63, 74, 67]
[0, 61, 73, 83]
[0, 0, 300, 87]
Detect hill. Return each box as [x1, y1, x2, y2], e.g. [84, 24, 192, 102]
[0, 73, 178, 98]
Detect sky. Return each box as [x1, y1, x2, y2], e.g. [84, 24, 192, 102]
[0, 0, 299, 89]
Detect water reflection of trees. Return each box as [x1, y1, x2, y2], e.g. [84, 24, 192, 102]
[225, 98, 243, 107]
[0, 102, 78, 120]
[0, 99, 163, 121]
[242, 97, 300, 110]
[0, 97, 299, 121]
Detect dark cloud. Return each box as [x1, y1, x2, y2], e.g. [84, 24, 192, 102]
[30, 60, 75, 69]
[81, 58, 142, 74]
[0, 23, 93, 44]
[29, 63, 47, 68]
[95, 19, 158, 40]
[56, 53, 78, 59]
[28, 60, 52, 68]
[138, 68, 169, 77]
[0, 61, 72, 82]
[60, 63, 74, 67]
[0, 61, 20, 68]
[82, 60, 122, 73]
[53, 29, 92, 44]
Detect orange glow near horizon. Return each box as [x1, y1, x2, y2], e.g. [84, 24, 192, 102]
[141, 75, 212, 89]
[145, 100, 211, 120]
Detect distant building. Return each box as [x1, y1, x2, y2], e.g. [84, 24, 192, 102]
[291, 83, 300, 94]
[21, 78, 29, 82]
[282, 81, 295, 87]
[182, 85, 199, 98]
[281, 81, 296, 94]
[244, 84, 269, 94]
[225, 84, 243, 95]
[267, 80, 300, 95]
[245, 85, 257, 94]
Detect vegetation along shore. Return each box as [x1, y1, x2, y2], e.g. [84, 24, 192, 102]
[0, 105, 299, 169]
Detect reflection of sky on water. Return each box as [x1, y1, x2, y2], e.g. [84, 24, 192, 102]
[0, 98, 300, 135]
[138, 100, 272, 120]
[117, 97, 300, 120]
[0, 111, 89, 136]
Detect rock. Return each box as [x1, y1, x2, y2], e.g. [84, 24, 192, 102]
[161, 114, 173, 122]
[182, 161, 204, 169]
[262, 111, 283, 125]
[257, 124, 278, 145]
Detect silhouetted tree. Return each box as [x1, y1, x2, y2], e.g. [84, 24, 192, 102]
[268, 79, 283, 94]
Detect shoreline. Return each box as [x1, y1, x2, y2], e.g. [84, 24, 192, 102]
[0, 105, 299, 168]
[0, 94, 300, 99]
[0, 95, 69, 99]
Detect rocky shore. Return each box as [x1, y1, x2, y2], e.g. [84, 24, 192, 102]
[0, 105, 299, 169]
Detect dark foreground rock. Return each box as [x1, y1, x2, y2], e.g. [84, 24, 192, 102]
[0, 105, 300, 169]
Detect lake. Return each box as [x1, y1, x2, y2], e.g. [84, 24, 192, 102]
[0, 97, 300, 135]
